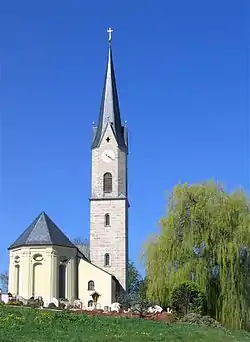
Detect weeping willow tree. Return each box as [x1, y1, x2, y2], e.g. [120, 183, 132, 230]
[143, 181, 250, 328]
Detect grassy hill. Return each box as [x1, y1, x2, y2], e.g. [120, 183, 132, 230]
[0, 305, 249, 341]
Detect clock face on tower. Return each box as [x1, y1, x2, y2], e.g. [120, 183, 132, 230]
[101, 150, 115, 163]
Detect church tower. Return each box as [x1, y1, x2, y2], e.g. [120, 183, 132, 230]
[90, 29, 128, 290]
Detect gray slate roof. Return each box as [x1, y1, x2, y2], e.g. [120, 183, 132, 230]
[92, 44, 127, 150]
[8, 211, 76, 250]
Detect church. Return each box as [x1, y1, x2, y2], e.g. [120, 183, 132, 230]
[7, 29, 129, 309]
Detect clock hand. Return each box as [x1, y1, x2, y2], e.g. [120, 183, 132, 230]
[105, 153, 113, 160]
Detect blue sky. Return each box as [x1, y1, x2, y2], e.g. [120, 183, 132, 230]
[0, 1, 248, 276]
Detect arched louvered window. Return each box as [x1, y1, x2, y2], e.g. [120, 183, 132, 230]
[104, 214, 110, 226]
[104, 253, 111, 266]
[103, 172, 112, 193]
[88, 280, 95, 291]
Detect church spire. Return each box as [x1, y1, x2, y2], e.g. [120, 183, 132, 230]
[92, 28, 127, 150]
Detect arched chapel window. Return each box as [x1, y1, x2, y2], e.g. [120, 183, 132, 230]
[88, 280, 95, 291]
[104, 214, 110, 226]
[104, 253, 111, 266]
[59, 264, 66, 298]
[103, 172, 112, 193]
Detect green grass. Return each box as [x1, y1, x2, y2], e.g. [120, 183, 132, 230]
[0, 306, 249, 342]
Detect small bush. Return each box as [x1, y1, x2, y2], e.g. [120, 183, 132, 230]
[180, 312, 224, 329]
[244, 321, 250, 332]
[6, 300, 23, 306]
[170, 281, 206, 317]
[156, 312, 176, 323]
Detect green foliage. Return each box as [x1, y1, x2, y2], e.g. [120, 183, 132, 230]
[170, 281, 206, 316]
[118, 292, 153, 317]
[138, 277, 148, 300]
[6, 300, 23, 306]
[0, 305, 249, 341]
[180, 313, 224, 329]
[144, 181, 250, 328]
[127, 261, 142, 294]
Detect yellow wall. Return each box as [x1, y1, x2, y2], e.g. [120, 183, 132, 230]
[8, 246, 116, 308]
[8, 245, 78, 302]
[78, 258, 114, 308]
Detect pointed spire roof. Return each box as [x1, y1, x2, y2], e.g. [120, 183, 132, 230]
[92, 29, 127, 150]
[8, 211, 76, 250]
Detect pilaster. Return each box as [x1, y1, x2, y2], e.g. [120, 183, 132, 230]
[66, 258, 76, 301]
[8, 254, 14, 294]
[50, 251, 58, 298]
[20, 250, 30, 298]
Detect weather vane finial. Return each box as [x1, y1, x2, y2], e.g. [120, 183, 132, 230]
[107, 27, 113, 43]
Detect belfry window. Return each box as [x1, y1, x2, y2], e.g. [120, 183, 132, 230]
[104, 253, 111, 266]
[104, 214, 110, 226]
[103, 172, 112, 193]
[88, 280, 95, 291]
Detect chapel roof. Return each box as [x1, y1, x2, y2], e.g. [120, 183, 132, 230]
[8, 211, 76, 250]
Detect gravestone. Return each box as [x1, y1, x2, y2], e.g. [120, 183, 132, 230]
[16, 295, 28, 305]
[50, 297, 59, 307]
[104, 306, 110, 313]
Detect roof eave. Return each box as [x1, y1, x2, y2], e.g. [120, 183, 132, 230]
[8, 243, 77, 251]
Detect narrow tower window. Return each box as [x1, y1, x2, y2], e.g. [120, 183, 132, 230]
[88, 280, 95, 291]
[104, 214, 110, 226]
[103, 172, 112, 193]
[104, 253, 111, 266]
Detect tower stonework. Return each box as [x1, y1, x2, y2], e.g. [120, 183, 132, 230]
[90, 31, 128, 290]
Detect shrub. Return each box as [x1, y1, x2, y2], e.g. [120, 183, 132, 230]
[170, 281, 206, 317]
[244, 321, 250, 332]
[180, 312, 224, 329]
[155, 311, 176, 323]
[6, 300, 23, 306]
[118, 292, 154, 318]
